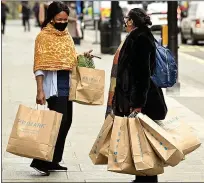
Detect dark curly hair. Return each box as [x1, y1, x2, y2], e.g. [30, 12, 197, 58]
[128, 8, 152, 27]
[41, 1, 70, 29]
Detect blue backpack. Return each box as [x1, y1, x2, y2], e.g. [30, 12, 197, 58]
[151, 39, 178, 88]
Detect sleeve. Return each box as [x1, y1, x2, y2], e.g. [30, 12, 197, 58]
[35, 70, 45, 77]
[129, 35, 153, 108]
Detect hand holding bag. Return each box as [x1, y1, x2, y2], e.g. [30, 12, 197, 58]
[69, 66, 105, 105]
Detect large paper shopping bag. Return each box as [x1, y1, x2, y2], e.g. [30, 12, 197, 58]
[156, 110, 201, 155]
[128, 117, 164, 175]
[99, 128, 112, 158]
[108, 116, 145, 176]
[69, 66, 105, 105]
[6, 104, 62, 161]
[89, 115, 114, 165]
[137, 113, 184, 167]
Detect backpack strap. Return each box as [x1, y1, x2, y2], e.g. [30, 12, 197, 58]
[154, 38, 162, 46]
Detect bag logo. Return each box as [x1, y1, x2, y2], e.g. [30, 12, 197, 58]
[113, 129, 121, 163]
[82, 76, 101, 83]
[17, 119, 46, 129]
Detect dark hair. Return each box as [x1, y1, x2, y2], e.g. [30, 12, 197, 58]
[41, 1, 70, 29]
[128, 8, 152, 27]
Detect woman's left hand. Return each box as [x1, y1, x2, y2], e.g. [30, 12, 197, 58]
[130, 107, 142, 114]
[84, 49, 94, 59]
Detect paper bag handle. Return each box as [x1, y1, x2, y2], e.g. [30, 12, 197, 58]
[128, 111, 139, 118]
[35, 104, 46, 110]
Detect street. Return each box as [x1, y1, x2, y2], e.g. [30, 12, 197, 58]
[179, 45, 204, 60]
[2, 20, 204, 182]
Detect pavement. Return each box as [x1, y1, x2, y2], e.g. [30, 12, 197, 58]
[2, 20, 204, 182]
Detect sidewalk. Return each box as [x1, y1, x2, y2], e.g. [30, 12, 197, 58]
[2, 21, 204, 182]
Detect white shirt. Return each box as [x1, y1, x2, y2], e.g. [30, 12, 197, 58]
[35, 70, 58, 99]
[35, 70, 72, 99]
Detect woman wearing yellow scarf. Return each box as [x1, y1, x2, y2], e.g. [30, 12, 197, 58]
[32, 1, 92, 176]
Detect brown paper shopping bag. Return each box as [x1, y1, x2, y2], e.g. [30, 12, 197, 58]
[69, 66, 105, 105]
[128, 117, 164, 175]
[108, 116, 145, 176]
[137, 113, 184, 167]
[100, 128, 112, 158]
[89, 115, 114, 165]
[6, 104, 62, 161]
[156, 110, 201, 155]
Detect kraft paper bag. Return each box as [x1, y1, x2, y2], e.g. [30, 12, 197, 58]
[128, 117, 164, 175]
[99, 128, 112, 158]
[6, 104, 62, 161]
[137, 113, 184, 167]
[156, 110, 201, 155]
[69, 66, 105, 105]
[89, 115, 114, 165]
[108, 116, 145, 176]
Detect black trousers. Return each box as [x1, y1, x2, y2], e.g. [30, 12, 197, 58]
[31, 96, 73, 168]
[22, 17, 30, 31]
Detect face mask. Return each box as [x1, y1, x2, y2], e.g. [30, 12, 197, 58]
[54, 22, 68, 31]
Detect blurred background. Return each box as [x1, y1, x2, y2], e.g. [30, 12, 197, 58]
[1, 1, 204, 182]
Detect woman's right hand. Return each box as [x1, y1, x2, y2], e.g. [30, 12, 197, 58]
[36, 90, 46, 105]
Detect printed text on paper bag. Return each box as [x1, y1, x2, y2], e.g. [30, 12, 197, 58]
[82, 76, 101, 83]
[18, 119, 47, 129]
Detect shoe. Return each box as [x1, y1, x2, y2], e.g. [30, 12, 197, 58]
[48, 163, 68, 172]
[30, 164, 50, 176]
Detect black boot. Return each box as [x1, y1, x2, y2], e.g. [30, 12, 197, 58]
[48, 163, 68, 172]
[30, 159, 50, 176]
[134, 175, 158, 183]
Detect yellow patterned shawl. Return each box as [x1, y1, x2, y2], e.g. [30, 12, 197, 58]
[33, 23, 77, 72]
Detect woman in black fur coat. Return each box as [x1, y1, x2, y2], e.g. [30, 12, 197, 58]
[112, 8, 168, 183]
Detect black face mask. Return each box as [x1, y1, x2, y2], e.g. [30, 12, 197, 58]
[54, 22, 68, 31]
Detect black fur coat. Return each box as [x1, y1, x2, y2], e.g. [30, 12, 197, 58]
[113, 26, 167, 120]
